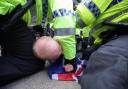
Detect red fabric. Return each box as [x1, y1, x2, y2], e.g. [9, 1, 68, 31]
[58, 73, 76, 81]
[75, 65, 84, 76]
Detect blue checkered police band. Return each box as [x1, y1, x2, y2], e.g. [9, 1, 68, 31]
[82, 0, 100, 17]
[42, 0, 48, 25]
[53, 9, 75, 18]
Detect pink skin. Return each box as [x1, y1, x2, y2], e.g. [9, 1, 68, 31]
[33, 36, 62, 61]
[64, 64, 74, 72]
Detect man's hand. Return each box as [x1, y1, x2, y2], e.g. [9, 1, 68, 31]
[64, 64, 74, 72]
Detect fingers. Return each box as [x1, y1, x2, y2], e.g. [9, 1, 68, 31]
[64, 64, 74, 72]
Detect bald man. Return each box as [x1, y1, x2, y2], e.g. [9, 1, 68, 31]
[33, 36, 62, 61]
[33, 36, 74, 72]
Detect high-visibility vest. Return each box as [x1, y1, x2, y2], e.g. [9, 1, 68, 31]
[76, 0, 113, 26]
[76, 0, 113, 38]
[92, 0, 128, 44]
[48, 0, 76, 60]
[76, 0, 127, 44]
[0, 0, 43, 25]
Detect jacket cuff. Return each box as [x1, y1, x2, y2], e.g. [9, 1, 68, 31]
[64, 58, 75, 65]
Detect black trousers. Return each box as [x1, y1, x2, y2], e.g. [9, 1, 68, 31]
[0, 20, 45, 86]
[79, 35, 128, 89]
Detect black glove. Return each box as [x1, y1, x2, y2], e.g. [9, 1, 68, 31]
[64, 58, 77, 72]
[83, 44, 99, 60]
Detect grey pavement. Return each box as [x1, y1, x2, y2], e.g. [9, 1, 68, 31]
[1, 70, 81, 89]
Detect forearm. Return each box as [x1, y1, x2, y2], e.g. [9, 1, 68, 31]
[49, 0, 76, 60]
[55, 35, 76, 59]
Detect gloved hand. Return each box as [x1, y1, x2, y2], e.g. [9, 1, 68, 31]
[64, 58, 76, 72]
[64, 64, 74, 72]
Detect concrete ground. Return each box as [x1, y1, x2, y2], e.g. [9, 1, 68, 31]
[1, 70, 81, 89]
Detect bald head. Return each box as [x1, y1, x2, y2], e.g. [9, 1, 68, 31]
[33, 36, 62, 61]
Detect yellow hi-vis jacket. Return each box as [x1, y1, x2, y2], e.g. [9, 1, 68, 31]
[92, 0, 128, 44]
[48, 0, 76, 60]
[0, 0, 43, 25]
[76, 0, 113, 38]
[76, 0, 128, 44]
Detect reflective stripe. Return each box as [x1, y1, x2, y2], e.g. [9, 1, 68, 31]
[53, 9, 75, 18]
[54, 28, 75, 36]
[42, 0, 48, 24]
[109, 0, 123, 7]
[83, 0, 100, 17]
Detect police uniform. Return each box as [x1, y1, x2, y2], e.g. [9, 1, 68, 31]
[75, 0, 128, 89]
[48, 0, 76, 63]
[0, 0, 44, 86]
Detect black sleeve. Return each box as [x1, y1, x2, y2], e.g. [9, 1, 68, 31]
[64, 58, 75, 65]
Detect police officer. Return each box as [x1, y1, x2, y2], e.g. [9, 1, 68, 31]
[33, 0, 76, 72]
[49, 0, 76, 72]
[0, 0, 44, 86]
[75, 0, 128, 89]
